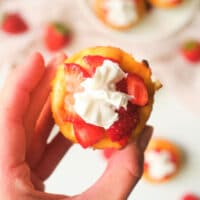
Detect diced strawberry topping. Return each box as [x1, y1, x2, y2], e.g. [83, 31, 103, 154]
[63, 63, 89, 122]
[153, 148, 162, 153]
[1, 13, 28, 34]
[127, 74, 149, 106]
[116, 78, 127, 93]
[107, 103, 138, 143]
[74, 121, 105, 148]
[83, 55, 118, 75]
[144, 162, 149, 170]
[181, 193, 200, 200]
[151, 148, 177, 164]
[118, 135, 130, 147]
[44, 22, 71, 51]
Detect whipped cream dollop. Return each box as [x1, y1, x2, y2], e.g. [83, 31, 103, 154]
[73, 60, 130, 129]
[145, 150, 177, 180]
[104, 0, 138, 26]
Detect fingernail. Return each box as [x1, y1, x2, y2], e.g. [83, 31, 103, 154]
[26, 52, 44, 67]
[139, 126, 153, 151]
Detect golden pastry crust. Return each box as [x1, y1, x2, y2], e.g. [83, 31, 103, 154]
[93, 0, 146, 31]
[143, 138, 182, 183]
[148, 0, 182, 8]
[51, 46, 158, 149]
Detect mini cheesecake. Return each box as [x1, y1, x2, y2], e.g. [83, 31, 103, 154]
[148, 0, 183, 8]
[51, 46, 159, 149]
[144, 138, 182, 183]
[93, 0, 146, 31]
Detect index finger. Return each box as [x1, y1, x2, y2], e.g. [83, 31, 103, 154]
[0, 53, 45, 168]
[82, 126, 153, 200]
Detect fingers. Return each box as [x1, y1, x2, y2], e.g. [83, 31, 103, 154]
[24, 53, 67, 146]
[0, 53, 45, 121]
[83, 126, 153, 200]
[31, 172, 45, 191]
[27, 98, 54, 168]
[138, 126, 153, 151]
[33, 133, 71, 181]
[0, 53, 45, 168]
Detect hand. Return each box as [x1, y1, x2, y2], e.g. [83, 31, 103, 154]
[0, 52, 153, 200]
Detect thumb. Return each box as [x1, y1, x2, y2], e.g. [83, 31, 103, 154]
[82, 126, 153, 200]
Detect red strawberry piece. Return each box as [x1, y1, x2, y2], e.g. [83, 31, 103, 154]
[65, 63, 90, 80]
[118, 135, 130, 147]
[83, 55, 118, 75]
[63, 95, 82, 123]
[181, 40, 200, 63]
[63, 63, 89, 123]
[1, 13, 28, 34]
[181, 193, 200, 200]
[153, 148, 162, 153]
[116, 78, 127, 93]
[83, 55, 105, 69]
[127, 73, 149, 106]
[74, 121, 105, 148]
[44, 22, 71, 51]
[144, 162, 149, 170]
[103, 148, 117, 159]
[107, 103, 138, 143]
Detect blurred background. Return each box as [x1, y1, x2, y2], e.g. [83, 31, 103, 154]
[0, 0, 200, 199]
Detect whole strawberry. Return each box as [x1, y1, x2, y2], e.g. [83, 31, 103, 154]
[181, 40, 200, 63]
[181, 193, 200, 200]
[1, 13, 28, 34]
[44, 22, 71, 51]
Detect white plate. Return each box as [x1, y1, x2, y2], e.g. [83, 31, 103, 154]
[78, 0, 200, 43]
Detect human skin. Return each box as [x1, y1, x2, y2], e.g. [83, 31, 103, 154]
[0, 52, 153, 200]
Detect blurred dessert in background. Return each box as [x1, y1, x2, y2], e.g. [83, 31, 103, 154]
[148, 0, 183, 8]
[93, 0, 146, 31]
[143, 138, 182, 183]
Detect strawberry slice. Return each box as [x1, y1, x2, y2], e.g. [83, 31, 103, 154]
[74, 121, 105, 148]
[64, 63, 105, 148]
[1, 13, 28, 34]
[65, 63, 90, 77]
[181, 193, 200, 200]
[181, 40, 200, 63]
[44, 22, 71, 51]
[63, 63, 89, 122]
[83, 55, 118, 75]
[107, 103, 138, 144]
[127, 74, 149, 106]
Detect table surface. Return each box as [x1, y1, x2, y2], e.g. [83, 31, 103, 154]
[0, 1, 200, 199]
